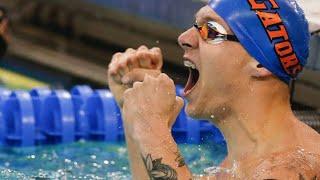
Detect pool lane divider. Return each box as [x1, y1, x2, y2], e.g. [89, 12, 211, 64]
[0, 85, 225, 147]
[2, 91, 36, 146]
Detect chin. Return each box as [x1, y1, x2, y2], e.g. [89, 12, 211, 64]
[185, 103, 206, 120]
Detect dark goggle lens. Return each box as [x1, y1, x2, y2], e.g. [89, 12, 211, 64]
[207, 27, 219, 40]
[195, 23, 219, 40]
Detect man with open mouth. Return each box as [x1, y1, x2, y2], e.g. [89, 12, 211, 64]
[107, 0, 320, 179]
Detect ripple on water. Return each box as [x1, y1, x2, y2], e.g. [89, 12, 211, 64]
[0, 141, 227, 179]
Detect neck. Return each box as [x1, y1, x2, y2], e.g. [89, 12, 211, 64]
[214, 81, 298, 162]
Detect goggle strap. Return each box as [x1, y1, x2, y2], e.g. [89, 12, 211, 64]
[226, 35, 239, 42]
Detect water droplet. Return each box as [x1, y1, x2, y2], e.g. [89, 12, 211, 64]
[92, 162, 101, 168]
[103, 160, 109, 165]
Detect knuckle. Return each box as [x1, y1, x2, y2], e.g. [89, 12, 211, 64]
[159, 73, 168, 79]
[112, 52, 122, 60]
[125, 48, 135, 53]
[151, 47, 161, 54]
[138, 45, 148, 50]
[133, 81, 142, 88]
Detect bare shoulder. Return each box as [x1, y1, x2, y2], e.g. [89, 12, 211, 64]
[250, 147, 320, 179]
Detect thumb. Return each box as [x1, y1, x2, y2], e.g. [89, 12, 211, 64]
[121, 68, 161, 85]
[168, 96, 184, 128]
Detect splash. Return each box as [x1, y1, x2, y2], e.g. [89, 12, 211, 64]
[203, 160, 238, 178]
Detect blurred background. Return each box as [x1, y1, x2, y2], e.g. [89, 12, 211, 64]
[0, 0, 319, 111]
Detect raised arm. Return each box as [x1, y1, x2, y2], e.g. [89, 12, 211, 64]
[107, 46, 163, 179]
[108, 46, 213, 179]
[122, 73, 192, 179]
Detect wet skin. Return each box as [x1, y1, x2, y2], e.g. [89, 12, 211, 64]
[107, 5, 320, 179]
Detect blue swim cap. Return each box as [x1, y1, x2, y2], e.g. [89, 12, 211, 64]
[208, 0, 310, 83]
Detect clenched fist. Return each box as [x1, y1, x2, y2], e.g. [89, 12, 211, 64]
[107, 45, 163, 107]
[122, 73, 184, 142]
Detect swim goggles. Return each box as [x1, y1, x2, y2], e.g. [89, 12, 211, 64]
[194, 21, 239, 44]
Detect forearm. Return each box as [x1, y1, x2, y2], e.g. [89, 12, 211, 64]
[137, 131, 193, 180]
[123, 113, 192, 179]
[129, 116, 192, 180]
[122, 111, 149, 179]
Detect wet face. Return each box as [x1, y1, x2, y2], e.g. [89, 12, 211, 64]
[178, 6, 251, 120]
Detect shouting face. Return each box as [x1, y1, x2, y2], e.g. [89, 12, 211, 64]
[178, 6, 254, 120]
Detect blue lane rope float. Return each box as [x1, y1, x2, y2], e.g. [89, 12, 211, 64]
[0, 88, 11, 146]
[40, 90, 76, 144]
[30, 88, 52, 145]
[3, 91, 36, 146]
[71, 85, 93, 140]
[0, 85, 225, 147]
[84, 90, 123, 142]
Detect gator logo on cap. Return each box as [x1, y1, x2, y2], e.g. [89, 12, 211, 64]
[247, 0, 302, 77]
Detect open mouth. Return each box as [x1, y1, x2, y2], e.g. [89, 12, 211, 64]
[183, 60, 200, 95]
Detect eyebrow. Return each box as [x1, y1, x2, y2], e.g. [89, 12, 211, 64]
[195, 12, 222, 25]
[194, 10, 232, 34]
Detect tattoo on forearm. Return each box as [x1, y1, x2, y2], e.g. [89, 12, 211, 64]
[142, 154, 178, 180]
[174, 151, 185, 167]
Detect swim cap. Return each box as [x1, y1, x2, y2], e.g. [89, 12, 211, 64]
[208, 0, 310, 83]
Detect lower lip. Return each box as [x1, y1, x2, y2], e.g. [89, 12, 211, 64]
[183, 84, 196, 97]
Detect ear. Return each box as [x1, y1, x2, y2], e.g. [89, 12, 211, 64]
[249, 62, 272, 78]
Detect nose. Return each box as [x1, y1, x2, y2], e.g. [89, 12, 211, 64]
[178, 27, 199, 50]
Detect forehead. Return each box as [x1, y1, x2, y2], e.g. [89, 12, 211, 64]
[195, 5, 232, 33]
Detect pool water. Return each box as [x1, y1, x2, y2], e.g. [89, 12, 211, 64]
[0, 141, 227, 179]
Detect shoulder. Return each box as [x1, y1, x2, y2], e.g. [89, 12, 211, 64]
[249, 148, 320, 179]
[251, 167, 319, 180]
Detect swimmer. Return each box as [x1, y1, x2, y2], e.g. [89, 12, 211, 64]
[107, 0, 320, 179]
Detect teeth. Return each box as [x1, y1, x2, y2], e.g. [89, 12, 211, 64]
[184, 61, 196, 69]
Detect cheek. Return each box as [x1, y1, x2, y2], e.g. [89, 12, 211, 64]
[200, 44, 246, 83]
